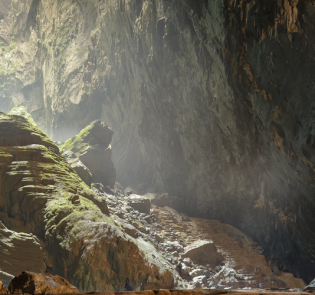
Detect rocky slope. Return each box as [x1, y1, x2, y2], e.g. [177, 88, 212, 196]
[101, 187, 305, 290]
[0, 112, 182, 291]
[1, 0, 315, 284]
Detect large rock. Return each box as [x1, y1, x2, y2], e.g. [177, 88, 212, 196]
[0, 112, 179, 291]
[62, 120, 116, 188]
[8, 272, 78, 294]
[183, 240, 223, 268]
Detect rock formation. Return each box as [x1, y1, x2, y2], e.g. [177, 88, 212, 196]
[0, 112, 181, 291]
[62, 120, 116, 188]
[1, 0, 315, 284]
[8, 272, 78, 294]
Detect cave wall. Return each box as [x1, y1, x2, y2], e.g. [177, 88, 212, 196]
[1, 0, 315, 283]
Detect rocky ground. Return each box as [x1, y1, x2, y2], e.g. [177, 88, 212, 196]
[94, 184, 305, 290]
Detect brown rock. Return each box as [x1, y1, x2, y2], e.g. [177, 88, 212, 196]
[0, 281, 8, 294]
[8, 272, 78, 294]
[184, 240, 223, 267]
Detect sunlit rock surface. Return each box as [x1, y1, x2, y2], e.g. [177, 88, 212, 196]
[1, 0, 315, 284]
[0, 113, 182, 291]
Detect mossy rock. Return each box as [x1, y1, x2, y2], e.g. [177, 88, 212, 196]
[9, 106, 37, 127]
[61, 120, 113, 157]
[0, 112, 177, 291]
[61, 120, 116, 187]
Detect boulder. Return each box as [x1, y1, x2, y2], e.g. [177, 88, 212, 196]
[62, 150, 92, 187]
[128, 194, 151, 214]
[8, 272, 78, 294]
[61, 120, 116, 188]
[183, 240, 223, 267]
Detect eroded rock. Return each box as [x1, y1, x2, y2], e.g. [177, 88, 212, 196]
[8, 272, 78, 294]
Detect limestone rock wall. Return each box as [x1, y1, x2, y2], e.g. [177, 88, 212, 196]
[2, 0, 315, 283]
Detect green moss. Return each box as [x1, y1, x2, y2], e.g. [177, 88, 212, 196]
[9, 106, 37, 127]
[61, 121, 98, 156]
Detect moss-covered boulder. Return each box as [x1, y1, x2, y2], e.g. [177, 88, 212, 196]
[0, 112, 179, 291]
[61, 120, 116, 188]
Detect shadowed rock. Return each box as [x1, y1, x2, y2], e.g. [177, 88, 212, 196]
[62, 150, 92, 187]
[8, 272, 78, 294]
[62, 120, 116, 188]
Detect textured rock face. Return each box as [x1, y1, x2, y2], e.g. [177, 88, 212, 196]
[62, 120, 116, 188]
[0, 113, 181, 291]
[8, 272, 78, 294]
[2, 0, 315, 284]
[0, 221, 46, 277]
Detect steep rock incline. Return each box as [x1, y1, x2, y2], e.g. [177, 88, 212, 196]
[1, 0, 315, 284]
[0, 113, 182, 291]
